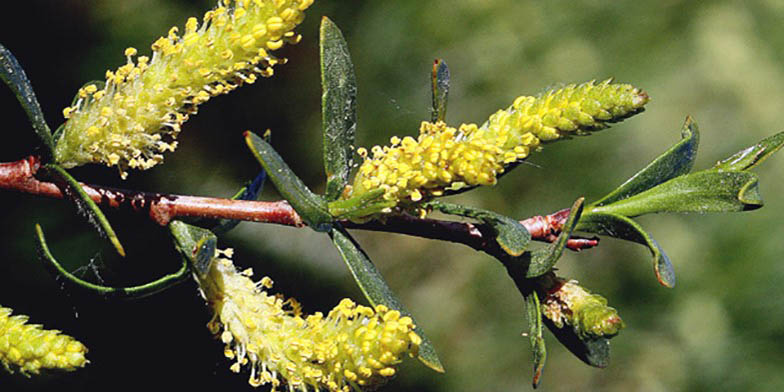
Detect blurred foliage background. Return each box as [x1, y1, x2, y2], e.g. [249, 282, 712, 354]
[2, 1, 784, 391]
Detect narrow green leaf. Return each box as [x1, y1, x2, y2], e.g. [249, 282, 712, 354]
[329, 225, 445, 373]
[525, 291, 547, 388]
[423, 201, 530, 257]
[593, 116, 699, 207]
[543, 317, 611, 368]
[35, 224, 189, 299]
[0, 44, 54, 158]
[430, 58, 450, 123]
[712, 130, 784, 172]
[320, 17, 357, 201]
[169, 220, 219, 277]
[245, 131, 333, 231]
[576, 212, 675, 287]
[525, 198, 584, 278]
[591, 170, 762, 217]
[43, 164, 125, 257]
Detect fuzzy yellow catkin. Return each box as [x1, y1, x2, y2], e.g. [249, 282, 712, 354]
[347, 79, 649, 209]
[194, 251, 421, 391]
[54, 0, 314, 178]
[0, 306, 88, 376]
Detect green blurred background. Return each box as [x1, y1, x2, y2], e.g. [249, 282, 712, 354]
[1, 1, 783, 391]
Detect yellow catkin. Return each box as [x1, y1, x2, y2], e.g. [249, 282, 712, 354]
[347, 79, 649, 210]
[0, 306, 88, 376]
[194, 252, 420, 391]
[54, 0, 315, 178]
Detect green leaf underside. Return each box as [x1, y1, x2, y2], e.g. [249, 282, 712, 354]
[593, 116, 699, 207]
[44, 164, 126, 257]
[591, 170, 762, 217]
[0, 44, 54, 157]
[424, 201, 530, 256]
[542, 317, 610, 368]
[526, 198, 584, 278]
[431, 59, 450, 123]
[329, 225, 444, 373]
[35, 224, 189, 299]
[245, 132, 333, 231]
[169, 220, 219, 277]
[320, 17, 357, 202]
[576, 212, 675, 287]
[712, 130, 784, 172]
[525, 291, 546, 388]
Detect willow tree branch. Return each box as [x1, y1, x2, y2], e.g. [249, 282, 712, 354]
[1, 155, 597, 251]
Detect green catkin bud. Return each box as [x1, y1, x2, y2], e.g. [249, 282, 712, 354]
[347, 79, 649, 212]
[194, 250, 421, 391]
[0, 306, 88, 376]
[539, 277, 625, 340]
[54, 0, 314, 178]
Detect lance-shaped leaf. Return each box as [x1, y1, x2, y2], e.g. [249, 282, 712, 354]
[712, 130, 784, 172]
[576, 212, 675, 287]
[169, 220, 219, 277]
[43, 164, 125, 257]
[36, 224, 189, 299]
[525, 198, 584, 278]
[542, 317, 611, 368]
[320, 17, 357, 201]
[525, 291, 547, 388]
[329, 225, 444, 373]
[431, 58, 450, 123]
[591, 170, 762, 217]
[593, 117, 699, 207]
[423, 200, 530, 256]
[0, 44, 54, 158]
[245, 131, 333, 231]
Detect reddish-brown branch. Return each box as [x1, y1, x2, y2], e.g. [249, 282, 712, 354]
[0, 156, 302, 227]
[1, 155, 597, 251]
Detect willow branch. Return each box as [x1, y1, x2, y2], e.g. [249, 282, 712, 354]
[1, 156, 597, 251]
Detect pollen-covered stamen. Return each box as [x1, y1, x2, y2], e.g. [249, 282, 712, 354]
[194, 251, 420, 390]
[345, 79, 649, 214]
[54, 0, 315, 178]
[0, 306, 89, 376]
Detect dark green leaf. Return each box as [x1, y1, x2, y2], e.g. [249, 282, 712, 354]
[320, 17, 357, 201]
[329, 225, 444, 373]
[526, 198, 584, 278]
[245, 131, 333, 231]
[43, 164, 125, 257]
[169, 220, 219, 277]
[712, 130, 784, 172]
[543, 317, 611, 368]
[591, 171, 762, 217]
[0, 44, 54, 158]
[593, 116, 699, 207]
[35, 224, 189, 299]
[525, 291, 547, 388]
[423, 201, 530, 256]
[431, 58, 450, 123]
[576, 212, 675, 287]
